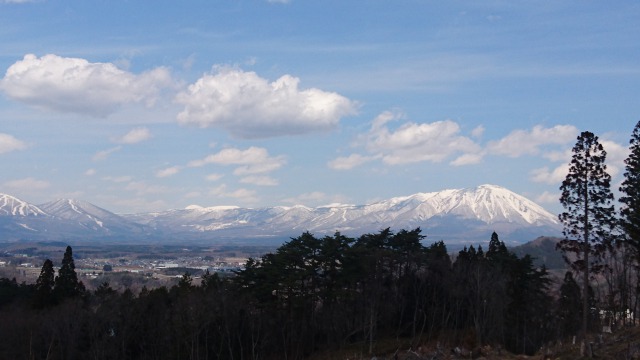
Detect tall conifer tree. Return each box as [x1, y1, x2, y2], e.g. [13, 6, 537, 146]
[557, 131, 616, 339]
[620, 122, 640, 262]
[33, 259, 55, 308]
[54, 246, 84, 299]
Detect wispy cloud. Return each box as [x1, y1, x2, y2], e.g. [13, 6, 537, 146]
[0, 133, 27, 154]
[115, 127, 152, 144]
[4, 177, 50, 191]
[156, 166, 181, 178]
[210, 184, 258, 203]
[92, 146, 122, 161]
[240, 175, 278, 186]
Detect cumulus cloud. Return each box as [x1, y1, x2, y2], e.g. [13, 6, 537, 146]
[4, 177, 50, 190]
[175, 67, 357, 138]
[0, 133, 27, 154]
[0, 54, 173, 116]
[536, 191, 559, 204]
[115, 127, 152, 144]
[366, 117, 481, 165]
[530, 164, 569, 185]
[600, 139, 628, 178]
[471, 125, 485, 138]
[329, 111, 482, 169]
[487, 125, 578, 157]
[188, 146, 285, 175]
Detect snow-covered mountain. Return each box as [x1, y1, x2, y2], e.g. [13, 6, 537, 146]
[38, 199, 145, 235]
[131, 184, 561, 244]
[0, 185, 562, 244]
[0, 194, 47, 217]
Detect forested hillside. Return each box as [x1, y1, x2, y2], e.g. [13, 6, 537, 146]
[0, 229, 591, 359]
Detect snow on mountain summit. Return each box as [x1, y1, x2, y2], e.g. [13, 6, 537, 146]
[0, 184, 561, 243]
[423, 184, 559, 225]
[38, 198, 135, 231]
[0, 193, 47, 216]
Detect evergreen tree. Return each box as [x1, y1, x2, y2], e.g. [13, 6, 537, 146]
[33, 259, 55, 308]
[557, 271, 582, 338]
[620, 121, 640, 266]
[557, 131, 616, 338]
[54, 246, 85, 300]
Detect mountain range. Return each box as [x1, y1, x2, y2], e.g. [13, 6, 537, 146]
[0, 184, 562, 245]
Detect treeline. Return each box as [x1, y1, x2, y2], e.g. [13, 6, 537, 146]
[0, 230, 582, 359]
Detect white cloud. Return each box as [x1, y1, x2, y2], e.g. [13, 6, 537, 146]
[124, 181, 168, 195]
[240, 175, 278, 186]
[330, 112, 482, 169]
[0, 133, 27, 154]
[450, 153, 483, 166]
[4, 177, 50, 190]
[210, 184, 258, 203]
[487, 125, 578, 158]
[282, 191, 349, 207]
[115, 127, 152, 144]
[530, 164, 569, 185]
[471, 125, 485, 138]
[600, 139, 628, 178]
[205, 173, 223, 181]
[535, 191, 559, 204]
[366, 117, 481, 165]
[175, 67, 357, 138]
[92, 146, 122, 161]
[84, 168, 96, 176]
[0, 54, 173, 116]
[103, 175, 132, 183]
[156, 166, 180, 178]
[328, 154, 377, 170]
[188, 146, 286, 175]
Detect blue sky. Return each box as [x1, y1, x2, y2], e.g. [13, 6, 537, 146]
[1, 0, 639, 215]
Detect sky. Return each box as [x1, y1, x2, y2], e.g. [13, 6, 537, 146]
[0, 1, 639, 215]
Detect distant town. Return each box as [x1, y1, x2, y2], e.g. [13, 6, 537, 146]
[0, 241, 275, 291]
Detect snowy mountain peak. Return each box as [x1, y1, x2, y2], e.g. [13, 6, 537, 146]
[0, 185, 561, 243]
[0, 193, 47, 217]
[38, 198, 131, 230]
[386, 184, 558, 226]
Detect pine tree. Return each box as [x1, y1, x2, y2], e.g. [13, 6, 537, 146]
[54, 246, 85, 300]
[557, 131, 616, 339]
[33, 259, 55, 308]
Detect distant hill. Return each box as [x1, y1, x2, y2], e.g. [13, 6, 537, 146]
[511, 236, 566, 269]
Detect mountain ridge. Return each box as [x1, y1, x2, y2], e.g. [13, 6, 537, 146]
[0, 184, 561, 244]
